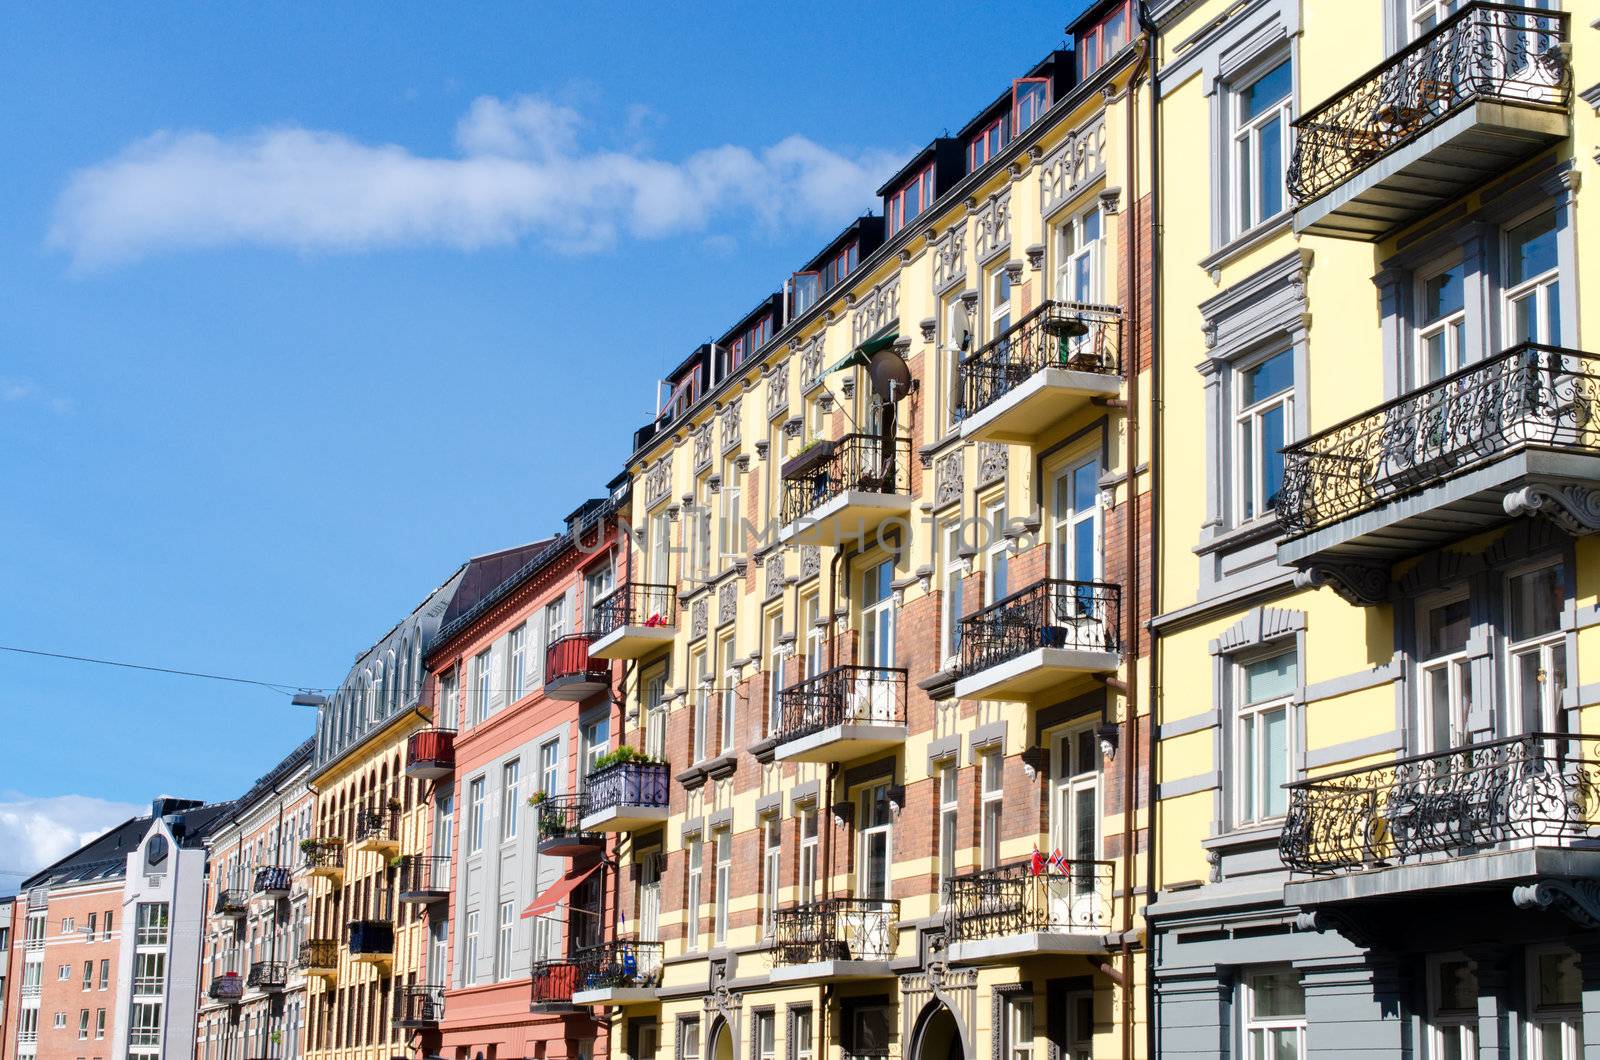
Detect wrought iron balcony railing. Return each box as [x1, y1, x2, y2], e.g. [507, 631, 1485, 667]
[396, 984, 445, 1026]
[772, 897, 897, 967]
[1277, 344, 1600, 536]
[775, 665, 908, 745]
[575, 940, 665, 991]
[296, 938, 338, 971]
[546, 633, 610, 687]
[1280, 732, 1600, 874]
[208, 972, 244, 1001]
[406, 727, 456, 775]
[958, 578, 1121, 676]
[396, 853, 451, 897]
[246, 961, 286, 990]
[943, 859, 1114, 943]
[530, 959, 580, 1006]
[302, 838, 344, 873]
[958, 300, 1123, 418]
[213, 888, 247, 916]
[1288, 2, 1569, 208]
[535, 793, 597, 846]
[592, 582, 678, 637]
[583, 760, 670, 818]
[252, 866, 291, 895]
[354, 807, 399, 846]
[780, 433, 913, 526]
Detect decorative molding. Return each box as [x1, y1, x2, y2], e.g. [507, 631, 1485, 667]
[718, 580, 738, 626]
[766, 360, 790, 420]
[799, 546, 821, 580]
[931, 224, 968, 294]
[1293, 562, 1389, 607]
[1209, 606, 1306, 655]
[934, 450, 964, 507]
[691, 598, 708, 640]
[977, 443, 1008, 486]
[1294, 909, 1377, 949]
[799, 333, 827, 391]
[1024, 243, 1045, 272]
[765, 550, 786, 599]
[852, 275, 902, 348]
[973, 190, 1012, 263]
[1513, 880, 1600, 928]
[1039, 112, 1107, 218]
[644, 454, 674, 508]
[693, 423, 713, 472]
[1504, 484, 1600, 536]
[719, 396, 742, 453]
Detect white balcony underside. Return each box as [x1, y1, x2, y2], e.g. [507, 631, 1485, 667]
[773, 723, 908, 764]
[953, 647, 1122, 702]
[589, 624, 676, 660]
[948, 930, 1110, 964]
[959, 368, 1121, 445]
[778, 491, 915, 548]
[768, 959, 893, 983]
[573, 986, 659, 1005]
[1285, 844, 1600, 907]
[580, 803, 671, 832]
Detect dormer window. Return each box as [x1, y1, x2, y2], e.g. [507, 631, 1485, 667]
[820, 243, 857, 292]
[662, 373, 699, 424]
[887, 165, 935, 236]
[792, 271, 821, 316]
[1013, 78, 1051, 135]
[727, 315, 773, 371]
[1078, 0, 1133, 79]
[968, 116, 1010, 171]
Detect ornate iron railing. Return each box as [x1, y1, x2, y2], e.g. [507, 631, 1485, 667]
[592, 582, 678, 637]
[958, 578, 1121, 676]
[780, 432, 913, 527]
[546, 633, 610, 687]
[1289, 2, 1569, 206]
[213, 888, 247, 915]
[1278, 345, 1600, 536]
[354, 806, 398, 845]
[776, 664, 908, 745]
[252, 866, 291, 895]
[296, 939, 338, 971]
[406, 727, 456, 772]
[246, 961, 286, 990]
[1280, 732, 1600, 874]
[397, 853, 451, 895]
[530, 959, 579, 1005]
[535, 793, 595, 844]
[942, 859, 1114, 943]
[208, 972, 244, 1001]
[396, 984, 445, 1025]
[958, 300, 1123, 418]
[574, 940, 665, 991]
[772, 897, 897, 967]
[583, 760, 670, 817]
[302, 838, 343, 872]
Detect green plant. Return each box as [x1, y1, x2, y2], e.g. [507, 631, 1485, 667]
[387, 853, 403, 869]
[298, 838, 319, 853]
[592, 745, 663, 771]
[527, 790, 548, 807]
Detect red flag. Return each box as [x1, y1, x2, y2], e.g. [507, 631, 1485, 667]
[1030, 848, 1046, 876]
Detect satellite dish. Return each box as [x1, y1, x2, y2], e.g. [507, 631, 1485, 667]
[868, 348, 912, 405]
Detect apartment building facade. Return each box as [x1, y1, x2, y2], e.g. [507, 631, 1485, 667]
[1146, 1, 1598, 1058]
[556, 8, 1159, 1060]
[196, 738, 316, 1060]
[416, 499, 627, 1059]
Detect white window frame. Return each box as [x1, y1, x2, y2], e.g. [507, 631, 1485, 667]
[686, 837, 703, 952]
[538, 739, 560, 797]
[1005, 994, 1035, 1060]
[495, 901, 514, 980]
[1054, 204, 1104, 305]
[718, 461, 742, 566]
[1506, 561, 1567, 736]
[463, 910, 480, 985]
[1051, 452, 1103, 584]
[1230, 58, 1292, 238]
[940, 520, 966, 667]
[983, 499, 1010, 605]
[799, 803, 819, 901]
[585, 561, 615, 631]
[1503, 208, 1562, 347]
[1417, 591, 1472, 754]
[508, 624, 527, 703]
[1526, 946, 1582, 1060]
[691, 650, 710, 764]
[645, 666, 670, 760]
[1414, 257, 1468, 387]
[980, 750, 1004, 870]
[795, 1008, 815, 1060]
[1233, 347, 1295, 525]
[1243, 970, 1306, 1060]
[500, 760, 521, 843]
[719, 634, 738, 756]
[989, 268, 1013, 344]
[471, 649, 492, 725]
[766, 610, 785, 738]
[938, 763, 959, 903]
[857, 783, 893, 900]
[1410, 0, 1464, 38]
[713, 828, 731, 945]
[1425, 953, 1478, 1060]
[761, 815, 781, 939]
[1235, 650, 1296, 826]
[467, 776, 486, 853]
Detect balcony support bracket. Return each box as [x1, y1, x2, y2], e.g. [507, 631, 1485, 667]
[1513, 879, 1600, 930]
[1293, 908, 1377, 950]
[1504, 484, 1600, 538]
[1294, 561, 1389, 607]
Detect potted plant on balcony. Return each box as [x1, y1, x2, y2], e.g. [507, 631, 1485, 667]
[781, 437, 836, 480]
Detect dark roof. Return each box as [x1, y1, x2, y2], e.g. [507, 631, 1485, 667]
[801, 217, 885, 274]
[232, 737, 315, 812]
[438, 539, 558, 631]
[21, 799, 234, 890]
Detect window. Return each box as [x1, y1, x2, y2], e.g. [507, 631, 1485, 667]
[761, 815, 781, 938]
[968, 115, 1010, 170]
[858, 783, 893, 899]
[463, 910, 480, 984]
[728, 314, 773, 370]
[646, 667, 669, 759]
[79, 1009, 89, 1040]
[86, 913, 96, 937]
[938, 763, 959, 900]
[82, 961, 92, 990]
[508, 624, 527, 703]
[467, 777, 486, 853]
[1416, 260, 1466, 384]
[63, 916, 74, 933]
[794, 1008, 815, 1060]
[585, 562, 615, 630]
[1077, 0, 1132, 78]
[545, 597, 569, 649]
[1528, 948, 1581, 1060]
[753, 1011, 776, 1060]
[1231, 59, 1292, 236]
[1426, 955, 1477, 1060]
[1419, 596, 1471, 753]
[135, 904, 168, 947]
[495, 901, 514, 980]
[1234, 348, 1294, 522]
[718, 461, 741, 565]
[1236, 651, 1296, 824]
[681, 1018, 702, 1060]
[1244, 971, 1305, 1060]
[694, 492, 713, 578]
[99, 959, 109, 990]
[1013, 78, 1050, 136]
[792, 270, 822, 316]
[803, 594, 825, 679]
[718, 638, 738, 756]
[470, 649, 492, 725]
[819, 242, 858, 292]
[861, 558, 896, 674]
[887, 164, 935, 236]
[713, 828, 731, 945]
[500, 760, 521, 842]
[1505, 210, 1561, 345]
[940, 520, 966, 665]
[539, 739, 560, 797]
[989, 268, 1013, 343]
[692, 649, 710, 763]
[1053, 454, 1102, 584]
[799, 804, 819, 900]
[1055, 205, 1104, 305]
[766, 612, 785, 737]
[55, 1011, 66, 1028]
[102, 911, 112, 941]
[980, 751, 1004, 869]
[984, 499, 1010, 604]
[1411, 0, 1464, 37]
[582, 716, 610, 780]
[847, 1005, 892, 1060]
[650, 510, 673, 586]
[134, 952, 165, 996]
[686, 836, 703, 951]
[1508, 563, 1567, 734]
[1005, 995, 1035, 1060]
[95, 1008, 105, 1040]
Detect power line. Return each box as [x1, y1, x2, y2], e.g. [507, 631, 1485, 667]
[0, 644, 318, 697]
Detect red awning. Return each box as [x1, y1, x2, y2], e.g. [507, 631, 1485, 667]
[521, 862, 602, 920]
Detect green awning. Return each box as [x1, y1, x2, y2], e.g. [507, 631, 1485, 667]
[827, 329, 899, 374]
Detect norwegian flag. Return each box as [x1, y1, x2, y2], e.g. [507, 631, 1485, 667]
[1047, 848, 1073, 876]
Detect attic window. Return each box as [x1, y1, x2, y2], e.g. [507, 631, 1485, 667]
[887, 164, 935, 237]
[144, 835, 169, 872]
[1013, 78, 1051, 135]
[1078, 0, 1132, 79]
[968, 116, 1011, 170]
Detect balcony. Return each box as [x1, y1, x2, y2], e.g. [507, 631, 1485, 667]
[942, 860, 1114, 963]
[252, 866, 291, 899]
[397, 854, 450, 905]
[347, 918, 394, 972]
[571, 940, 665, 1005]
[352, 807, 400, 857]
[208, 971, 244, 1003]
[579, 760, 671, 832]
[213, 888, 248, 918]
[297, 939, 339, 982]
[246, 961, 287, 992]
[535, 794, 603, 857]
[1281, 732, 1600, 908]
[778, 433, 914, 548]
[774, 665, 908, 763]
[545, 633, 611, 701]
[953, 579, 1121, 702]
[405, 728, 456, 781]
[588, 582, 678, 660]
[302, 839, 345, 881]
[958, 300, 1123, 445]
[770, 897, 898, 982]
[1276, 345, 1600, 603]
[529, 959, 580, 1013]
[1290, 2, 1570, 240]
[396, 985, 445, 1028]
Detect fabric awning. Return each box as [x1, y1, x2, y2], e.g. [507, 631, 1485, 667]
[828, 329, 899, 374]
[520, 861, 602, 919]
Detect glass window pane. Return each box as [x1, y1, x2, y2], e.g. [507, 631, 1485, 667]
[1257, 115, 1284, 219]
[1261, 403, 1287, 512]
[1243, 61, 1292, 119]
[1510, 566, 1563, 640]
[1244, 653, 1297, 703]
[1240, 713, 1256, 818]
[1426, 599, 1471, 657]
[1425, 267, 1464, 322]
[1252, 972, 1306, 1017]
[1508, 212, 1558, 285]
[1263, 708, 1288, 818]
[1244, 350, 1295, 404]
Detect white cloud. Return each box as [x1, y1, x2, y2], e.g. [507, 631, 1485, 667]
[0, 794, 142, 893]
[49, 94, 905, 269]
[0, 377, 72, 415]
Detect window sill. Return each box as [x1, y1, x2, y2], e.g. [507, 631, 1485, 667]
[1193, 516, 1281, 558]
[1200, 214, 1294, 280]
[1201, 821, 1283, 855]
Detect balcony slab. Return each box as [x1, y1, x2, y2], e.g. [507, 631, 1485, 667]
[769, 959, 893, 983]
[778, 491, 915, 548]
[573, 986, 659, 1006]
[580, 803, 670, 833]
[953, 646, 1121, 702]
[949, 930, 1110, 964]
[959, 367, 1121, 445]
[589, 625, 676, 660]
[1285, 844, 1600, 908]
[773, 723, 908, 764]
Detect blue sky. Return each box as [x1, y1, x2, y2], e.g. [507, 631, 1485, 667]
[0, 0, 1088, 877]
